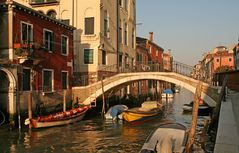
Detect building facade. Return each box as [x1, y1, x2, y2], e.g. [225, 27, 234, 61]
[0, 1, 74, 123]
[21, 0, 136, 86]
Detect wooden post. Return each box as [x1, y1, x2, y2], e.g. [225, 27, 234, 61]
[28, 92, 32, 129]
[101, 77, 105, 119]
[63, 90, 67, 112]
[200, 119, 210, 150]
[186, 81, 203, 153]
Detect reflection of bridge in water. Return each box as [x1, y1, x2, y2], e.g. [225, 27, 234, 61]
[72, 61, 220, 107]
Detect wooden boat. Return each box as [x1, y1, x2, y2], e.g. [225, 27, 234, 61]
[28, 105, 90, 128]
[105, 105, 128, 120]
[182, 100, 211, 115]
[140, 122, 188, 153]
[122, 101, 163, 122]
[161, 89, 174, 99]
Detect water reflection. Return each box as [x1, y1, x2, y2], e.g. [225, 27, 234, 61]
[0, 88, 214, 153]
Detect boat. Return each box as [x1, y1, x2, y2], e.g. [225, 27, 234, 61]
[140, 122, 188, 153]
[26, 105, 90, 128]
[161, 89, 174, 99]
[122, 101, 163, 122]
[182, 100, 212, 115]
[104, 105, 128, 120]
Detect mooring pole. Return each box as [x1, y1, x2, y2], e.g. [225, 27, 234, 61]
[186, 81, 203, 153]
[101, 77, 105, 119]
[63, 90, 67, 112]
[28, 92, 32, 129]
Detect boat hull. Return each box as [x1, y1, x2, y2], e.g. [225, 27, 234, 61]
[30, 106, 90, 128]
[122, 108, 160, 122]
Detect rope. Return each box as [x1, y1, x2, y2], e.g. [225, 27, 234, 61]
[0, 110, 5, 126]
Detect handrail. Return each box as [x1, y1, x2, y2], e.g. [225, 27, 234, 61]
[73, 60, 196, 86]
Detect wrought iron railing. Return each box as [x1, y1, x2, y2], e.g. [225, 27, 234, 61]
[73, 61, 195, 86]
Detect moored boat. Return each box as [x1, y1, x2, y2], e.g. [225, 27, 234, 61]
[105, 104, 128, 120]
[122, 101, 163, 122]
[161, 89, 174, 99]
[182, 100, 212, 116]
[140, 122, 188, 153]
[27, 105, 90, 128]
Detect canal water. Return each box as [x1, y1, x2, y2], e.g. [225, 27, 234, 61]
[0, 88, 215, 153]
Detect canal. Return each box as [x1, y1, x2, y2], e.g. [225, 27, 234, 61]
[0, 88, 215, 153]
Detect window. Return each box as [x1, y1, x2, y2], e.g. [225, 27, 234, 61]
[119, 54, 123, 66]
[132, 28, 135, 48]
[229, 58, 232, 62]
[85, 17, 94, 35]
[102, 50, 106, 65]
[124, 22, 127, 45]
[84, 49, 94, 64]
[61, 71, 68, 89]
[44, 29, 54, 52]
[104, 10, 109, 38]
[119, 20, 122, 44]
[137, 53, 142, 64]
[61, 35, 68, 55]
[47, 10, 57, 19]
[21, 22, 33, 44]
[43, 69, 53, 92]
[22, 68, 31, 91]
[216, 58, 219, 62]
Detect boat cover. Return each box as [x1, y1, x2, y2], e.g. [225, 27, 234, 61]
[105, 105, 128, 119]
[141, 128, 186, 153]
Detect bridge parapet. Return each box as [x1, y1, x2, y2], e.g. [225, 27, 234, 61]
[72, 72, 220, 107]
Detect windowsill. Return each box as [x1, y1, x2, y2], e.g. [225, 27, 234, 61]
[61, 53, 68, 56]
[84, 34, 96, 37]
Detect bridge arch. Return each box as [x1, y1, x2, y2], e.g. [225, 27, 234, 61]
[82, 72, 217, 107]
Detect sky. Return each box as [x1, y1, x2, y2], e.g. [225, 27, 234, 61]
[136, 0, 239, 65]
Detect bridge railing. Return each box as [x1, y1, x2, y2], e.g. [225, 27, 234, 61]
[73, 61, 196, 86]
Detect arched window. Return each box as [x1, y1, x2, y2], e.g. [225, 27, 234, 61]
[47, 10, 57, 19]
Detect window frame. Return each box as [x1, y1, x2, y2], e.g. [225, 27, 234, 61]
[84, 48, 94, 64]
[61, 71, 68, 90]
[21, 21, 33, 44]
[61, 35, 69, 56]
[42, 69, 54, 92]
[84, 17, 95, 35]
[124, 22, 128, 46]
[43, 28, 54, 52]
[102, 50, 106, 65]
[104, 10, 110, 38]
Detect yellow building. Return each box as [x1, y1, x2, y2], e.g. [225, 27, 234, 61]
[17, 0, 136, 85]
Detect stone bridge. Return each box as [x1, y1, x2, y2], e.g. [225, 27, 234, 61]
[72, 72, 220, 107]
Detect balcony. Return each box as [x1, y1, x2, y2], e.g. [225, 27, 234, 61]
[30, 0, 59, 6]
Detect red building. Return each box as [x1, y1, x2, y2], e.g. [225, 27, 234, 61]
[0, 0, 75, 122]
[147, 32, 164, 70]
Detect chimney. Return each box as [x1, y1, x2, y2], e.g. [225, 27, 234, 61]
[149, 32, 153, 42]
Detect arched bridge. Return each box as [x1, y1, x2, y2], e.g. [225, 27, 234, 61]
[72, 62, 220, 107]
